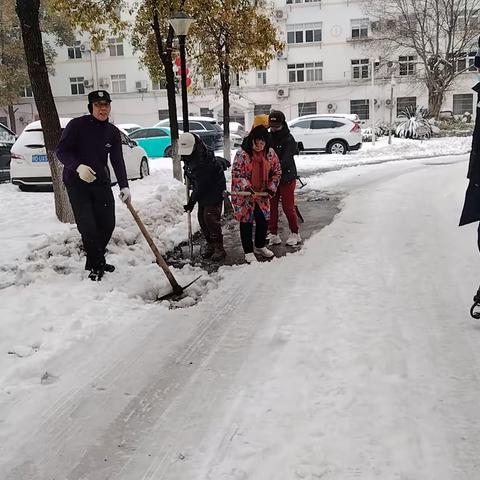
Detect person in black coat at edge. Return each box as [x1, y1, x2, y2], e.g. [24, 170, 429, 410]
[179, 132, 229, 261]
[460, 38, 480, 252]
[56, 90, 130, 281]
[267, 110, 301, 247]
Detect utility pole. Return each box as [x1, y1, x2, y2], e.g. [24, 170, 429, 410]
[388, 72, 395, 145]
[371, 58, 376, 146]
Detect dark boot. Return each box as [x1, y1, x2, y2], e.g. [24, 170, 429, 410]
[201, 242, 215, 259]
[211, 242, 226, 261]
[88, 267, 104, 282]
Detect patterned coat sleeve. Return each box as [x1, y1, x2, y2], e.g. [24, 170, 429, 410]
[267, 148, 282, 193]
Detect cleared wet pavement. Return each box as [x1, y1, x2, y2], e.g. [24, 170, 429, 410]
[167, 189, 342, 272]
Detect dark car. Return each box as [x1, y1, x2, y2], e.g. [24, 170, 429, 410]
[154, 116, 223, 151]
[0, 123, 16, 182]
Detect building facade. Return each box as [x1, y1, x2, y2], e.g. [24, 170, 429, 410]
[3, 0, 477, 132]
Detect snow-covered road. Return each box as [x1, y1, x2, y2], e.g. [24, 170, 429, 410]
[3, 150, 480, 479]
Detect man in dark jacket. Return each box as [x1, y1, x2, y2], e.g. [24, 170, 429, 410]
[267, 110, 301, 246]
[56, 90, 130, 281]
[180, 132, 229, 261]
[460, 38, 480, 252]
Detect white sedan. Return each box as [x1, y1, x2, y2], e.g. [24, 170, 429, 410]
[10, 118, 149, 190]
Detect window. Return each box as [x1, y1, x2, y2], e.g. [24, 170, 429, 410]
[399, 55, 416, 76]
[350, 99, 369, 120]
[111, 74, 126, 93]
[453, 94, 474, 115]
[68, 40, 82, 60]
[351, 19, 369, 39]
[458, 14, 479, 30]
[351, 59, 369, 79]
[256, 70, 267, 86]
[70, 77, 85, 95]
[158, 109, 169, 120]
[288, 62, 323, 82]
[151, 129, 168, 137]
[178, 121, 206, 131]
[152, 78, 167, 90]
[396, 97, 417, 116]
[230, 72, 240, 87]
[305, 23, 322, 42]
[20, 85, 33, 97]
[452, 50, 477, 73]
[108, 37, 124, 57]
[254, 104, 271, 115]
[290, 119, 311, 129]
[298, 102, 317, 116]
[287, 23, 322, 44]
[200, 108, 214, 117]
[311, 119, 335, 129]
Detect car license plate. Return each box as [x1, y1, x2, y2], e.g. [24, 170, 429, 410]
[32, 154, 48, 163]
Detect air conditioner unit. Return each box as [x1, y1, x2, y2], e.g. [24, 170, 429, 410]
[276, 87, 289, 98]
[276, 50, 287, 60]
[135, 80, 148, 91]
[275, 9, 287, 20]
[327, 102, 337, 112]
[83, 79, 94, 88]
[99, 77, 110, 87]
[385, 98, 394, 108]
[79, 43, 90, 52]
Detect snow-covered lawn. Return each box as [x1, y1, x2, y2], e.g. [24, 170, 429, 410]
[1, 136, 480, 478]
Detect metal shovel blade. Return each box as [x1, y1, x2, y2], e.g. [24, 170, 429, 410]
[157, 275, 202, 301]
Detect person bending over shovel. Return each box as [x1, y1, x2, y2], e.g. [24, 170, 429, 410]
[179, 132, 229, 261]
[56, 90, 131, 281]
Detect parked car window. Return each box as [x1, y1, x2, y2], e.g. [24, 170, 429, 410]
[129, 129, 149, 139]
[185, 121, 206, 131]
[311, 120, 336, 129]
[151, 128, 168, 137]
[290, 120, 311, 129]
[330, 120, 345, 128]
[0, 124, 15, 143]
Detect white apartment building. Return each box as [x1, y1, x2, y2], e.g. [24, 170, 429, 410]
[4, 0, 477, 132]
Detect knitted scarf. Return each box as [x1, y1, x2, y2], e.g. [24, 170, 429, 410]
[251, 150, 270, 192]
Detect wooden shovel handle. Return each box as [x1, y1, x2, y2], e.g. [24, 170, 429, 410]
[125, 199, 181, 291]
[227, 191, 269, 197]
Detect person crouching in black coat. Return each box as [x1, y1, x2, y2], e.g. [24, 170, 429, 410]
[179, 132, 229, 261]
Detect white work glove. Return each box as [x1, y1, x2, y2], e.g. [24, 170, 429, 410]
[76, 164, 96, 183]
[118, 187, 131, 203]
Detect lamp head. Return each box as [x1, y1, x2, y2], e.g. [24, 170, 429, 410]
[169, 11, 195, 36]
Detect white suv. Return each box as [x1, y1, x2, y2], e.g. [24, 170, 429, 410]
[10, 118, 150, 190]
[288, 114, 362, 154]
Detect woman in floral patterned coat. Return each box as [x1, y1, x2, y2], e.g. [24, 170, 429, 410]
[231, 125, 281, 263]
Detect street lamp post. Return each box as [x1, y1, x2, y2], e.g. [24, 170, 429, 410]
[169, 11, 195, 259]
[169, 12, 195, 132]
[371, 58, 377, 146]
[388, 72, 396, 145]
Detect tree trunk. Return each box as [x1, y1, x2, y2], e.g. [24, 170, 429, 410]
[152, 8, 182, 181]
[8, 105, 17, 133]
[16, 0, 74, 223]
[428, 87, 444, 119]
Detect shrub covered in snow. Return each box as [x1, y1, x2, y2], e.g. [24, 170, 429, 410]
[395, 106, 432, 140]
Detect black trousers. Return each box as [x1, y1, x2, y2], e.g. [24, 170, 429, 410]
[66, 178, 115, 270]
[239, 203, 268, 253]
[198, 203, 223, 244]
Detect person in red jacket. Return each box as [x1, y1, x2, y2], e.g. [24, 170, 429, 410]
[56, 90, 130, 281]
[267, 110, 301, 246]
